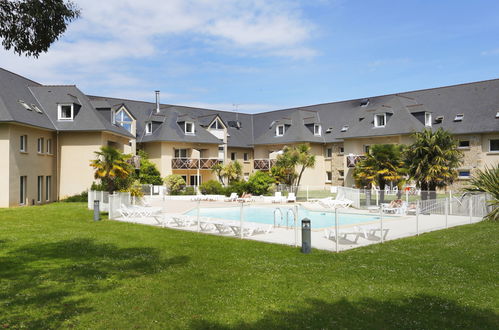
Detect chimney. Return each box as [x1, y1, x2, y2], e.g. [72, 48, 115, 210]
[155, 90, 160, 113]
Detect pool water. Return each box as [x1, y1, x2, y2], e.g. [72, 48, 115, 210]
[185, 206, 382, 229]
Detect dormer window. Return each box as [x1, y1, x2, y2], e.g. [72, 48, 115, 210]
[58, 104, 74, 121]
[276, 124, 285, 136]
[374, 113, 386, 127]
[114, 108, 133, 132]
[209, 118, 224, 130]
[18, 100, 32, 111]
[145, 122, 152, 135]
[313, 124, 321, 136]
[360, 99, 369, 107]
[340, 125, 349, 132]
[435, 116, 444, 124]
[495, 111, 499, 118]
[185, 122, 195, 135]
[425, 112, 432, 127]
[31, 104, 43, 113]
[454, 114, 464, 122]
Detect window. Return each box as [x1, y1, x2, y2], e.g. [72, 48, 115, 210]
[114, 109, 133, 132]
[231, 152, 236, 161]
[338, 170, 344, 178]
[425, 112, 432, 126]
[496, 111, 499, 118]
[37, 176, 43, 203]
[276, 124, 285, 136]
[210, 118, 223, 129]
[374, 113, 386, 127]
[458, 170, 471, 178]
[58, 104, 74, 121]
[243, 153, 249, 161]
[435, 116, 444, 123]
[458, 140, 470, 149]
[31, 104, 43, 114]
[18, 100, 32, 111]
[190, 175, 201, 186]
[45, 176, 51, 201]
[326, 171, 332, 182]
[490, 139, 499, 152]
[185, 122, 195, 134]
[314, 124, 322, 136]
[37, 138, 44, 153]
[145, 122, 152, 135]
[340, 125, 349, 132]
[20, 176, 27, 205]
[20, 135, 27, 152]
[454, 114, 464, 122]
[326, 148, 332, 158]
[46, 139, 52, 154]
[180, 175, 187, 184]
[360, 99, 369, 107]
[364, 145, 370, 154]
[174, 149, 188, 158]
[339, 146, 344, 154]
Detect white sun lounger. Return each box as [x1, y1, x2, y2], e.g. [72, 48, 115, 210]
[324, 228, 362, 244]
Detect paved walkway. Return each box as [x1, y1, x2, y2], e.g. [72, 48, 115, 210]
[114, 198, 483, 252]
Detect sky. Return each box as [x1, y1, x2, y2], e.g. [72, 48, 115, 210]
[1, 0, 499, 113]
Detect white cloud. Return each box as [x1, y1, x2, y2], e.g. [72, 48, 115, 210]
[481, 48, 499, 56]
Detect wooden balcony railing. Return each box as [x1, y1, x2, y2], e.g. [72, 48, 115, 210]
[253, 159, 277, 170]
[346, 154, 365, 168]
[172, 158, 222, 170]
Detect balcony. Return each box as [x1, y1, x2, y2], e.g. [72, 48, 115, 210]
[253, 159, 277, 170]
[346, 154, 365, 168]
[172, 158, 222, 170]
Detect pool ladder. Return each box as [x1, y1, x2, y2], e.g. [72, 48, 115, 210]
[274, 208, 297, 228]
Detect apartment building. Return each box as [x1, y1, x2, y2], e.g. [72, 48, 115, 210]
[1, 67, 498, 207]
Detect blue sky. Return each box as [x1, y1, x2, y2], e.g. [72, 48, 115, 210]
[1, 0, 499, 113]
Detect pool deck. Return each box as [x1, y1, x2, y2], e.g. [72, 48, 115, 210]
[114, 198, 483, 252]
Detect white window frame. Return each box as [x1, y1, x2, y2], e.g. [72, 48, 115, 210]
[20, 135, 27, 152]
[37, 138, 44, 154]
[458, 169, 471, 179]
[185, 122, 195, 135]
[243, 153, 249, 162]
[364, 145, 370, 154]
[425, 112, 432, 127]
[458, 140, 470, 149]
[174, 149, 188, 158]
[37, 176, 43, 203]
[338, 170, 345, 179]
[114, 108, 133, 132]
[454, 114, 464, 122]
[58, 104, 74, 121]
[209, 118, 224, 130]
[20, 176, 27, 205]
[326, 171, 332, 183]
[190, 175, 202, 186]
[326, 147, 332, 158]
[145, 122, 153, 135]
[374, 113, 386, 128]
[340, 125, 349, 132]
[314, 124, 322, 136]
[46, 139, 52, 154]
[339, 146, 344, 154]
[231, 152, 236, 161]
[276, 124, 285, 136]
[489, 139, 499, 152]
[46, 176, 51, 202]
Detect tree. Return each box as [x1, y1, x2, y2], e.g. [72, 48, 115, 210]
[164, 174, 186, 195]
[0, 0, 80, 57]
[211, 163, 225, 185]
[275, 144, 315, 193]
[404, 128, 463, 200]
[353, 144, 406, 203]
[222, 161, 242, 183]
[135, 150, 162, 185]
[246, 171, 275, 196]
[90, 146, 133, 193]
[464, 164, 499, 221]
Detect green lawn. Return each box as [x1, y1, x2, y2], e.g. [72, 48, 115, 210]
[0, 203, 498, 329]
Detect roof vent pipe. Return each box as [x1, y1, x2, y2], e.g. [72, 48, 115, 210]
[155, 90, 160, 113]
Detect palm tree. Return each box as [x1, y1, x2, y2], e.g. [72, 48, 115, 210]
[223, 161, 242, 183]
[353, 144, 406, 203]
[464, 164, 499, 221]
[275, 144, 316, 193]
[90, 146, 133, 193]
[404, 128, 463, 200]
[211, 163, 225, 185]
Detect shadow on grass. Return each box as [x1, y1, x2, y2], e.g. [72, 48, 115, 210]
[0, 238, 188, 328]
[192, 296, 499, 330]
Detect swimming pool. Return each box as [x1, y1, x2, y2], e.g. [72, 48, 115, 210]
[185, 206, 382, 229]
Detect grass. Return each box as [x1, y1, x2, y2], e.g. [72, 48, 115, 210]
[0, 203, 498, 329]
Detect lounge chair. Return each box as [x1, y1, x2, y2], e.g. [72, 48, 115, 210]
[354, 225, 389, 241]
[287, 192, 296, 203]
[318, 197, 353, 209]
[171, 215, 197, 227]
[238, 193, 255, 203]
[224, 193, 238, 202]
[382, 200, 406, 214]
[272, 192, 285, 203]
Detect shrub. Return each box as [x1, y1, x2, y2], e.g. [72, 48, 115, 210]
[183, 187, 196, 195]
[61, 191, 88, 202]
[127, 180, 144, 198]
[136, 150, 163, 185]
[90, 182, 105, 191]
[199, 180, 224, 195]
[165, 174, 185, 195]
[246, 171, 275, 195]
[225, 180, 247, 197]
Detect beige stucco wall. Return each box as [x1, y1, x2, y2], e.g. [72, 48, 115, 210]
[0, 124, 10, 207]
[481, 133, 499, 167]
[58, 131, 129, 198]
[323, 143, 345, 186]
[6, 124, 57, 207]
[227, 147, 253, 178]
